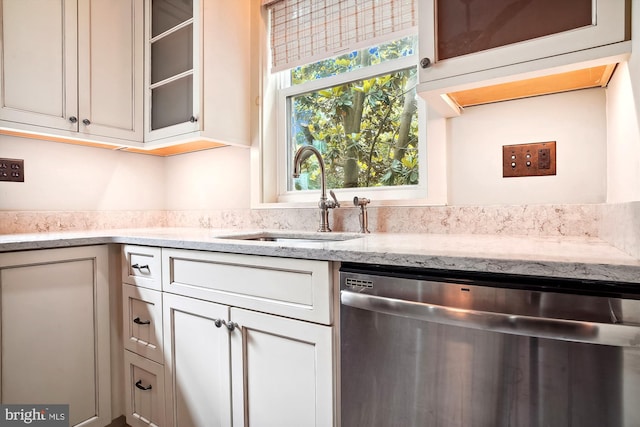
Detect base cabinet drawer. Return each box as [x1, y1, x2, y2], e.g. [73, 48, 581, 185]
[124, 350, 166, 427]
[162, 249, 332, 324]
[123, 284, 164, 364]
[123, 245, 162, 290]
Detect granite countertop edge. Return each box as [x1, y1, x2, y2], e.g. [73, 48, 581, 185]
[1, 227, 639, 284]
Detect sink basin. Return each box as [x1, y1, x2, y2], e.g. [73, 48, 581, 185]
[217, 232, 362, 244]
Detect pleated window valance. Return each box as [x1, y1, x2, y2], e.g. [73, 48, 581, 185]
[264, 0, 417, 72]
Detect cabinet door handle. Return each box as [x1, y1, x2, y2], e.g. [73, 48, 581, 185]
[132, 263, 150, 271]
[189, 115, 198, 123]
[82, 119, 91, 125]
[223, 320, 239, 332]
[133, 317, 151, 325]
[420, 57, 432, 69]
[68, 116, 78, 123]
[135, 380, 152, 391]
[214, 319, 238, 331]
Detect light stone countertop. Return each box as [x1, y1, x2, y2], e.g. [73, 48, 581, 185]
[1, 227, 639, 284]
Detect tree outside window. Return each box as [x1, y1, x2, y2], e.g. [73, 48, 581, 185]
[287, 36, 419, 193]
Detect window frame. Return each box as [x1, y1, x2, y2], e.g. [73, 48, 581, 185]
[277, 37, 428, 204]
[252, 4, 447, 208]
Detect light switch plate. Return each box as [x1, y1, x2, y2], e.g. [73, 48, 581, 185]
[502, 142, 556, 178]
[0, 158, 24, 182]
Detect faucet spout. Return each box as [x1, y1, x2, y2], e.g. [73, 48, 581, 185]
[292, 145, 338, 232]
[293, 145, 327, 198]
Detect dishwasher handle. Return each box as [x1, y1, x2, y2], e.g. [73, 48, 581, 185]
[341, 291, 640, 348]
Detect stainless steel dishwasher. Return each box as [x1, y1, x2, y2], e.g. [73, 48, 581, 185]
[340, 263, 640, 427]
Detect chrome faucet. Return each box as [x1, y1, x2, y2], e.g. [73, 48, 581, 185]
[293, 146, 340, 232]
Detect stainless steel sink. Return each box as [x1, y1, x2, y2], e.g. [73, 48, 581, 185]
[217, 232, 362, 244]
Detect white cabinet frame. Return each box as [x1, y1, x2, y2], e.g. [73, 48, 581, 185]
[419, 0, 629, 84]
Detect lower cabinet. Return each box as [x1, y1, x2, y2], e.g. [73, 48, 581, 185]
[163, 293, 232, 427]
[122, 246, 337, 427]
[0, 246, 111, 427]
[163, 293, 334, 427]
[230, 308, 333, 427]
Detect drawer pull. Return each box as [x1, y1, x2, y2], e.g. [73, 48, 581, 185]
[135, 380, 152, 391]
[133, 317, 151, 325]
[132, 263, 150, 271]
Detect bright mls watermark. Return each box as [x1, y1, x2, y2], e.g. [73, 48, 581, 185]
[0, 405, 68, 427]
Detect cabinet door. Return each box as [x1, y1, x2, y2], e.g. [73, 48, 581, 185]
[0, 0, 78, 131]
[144, 0, 201, 142]
[78, 0, 143, 141]
[0, 246, 110, 427]
[419, 0, 628, 83]
[230, 308, 335, 427]
[163, 293, 231, 427]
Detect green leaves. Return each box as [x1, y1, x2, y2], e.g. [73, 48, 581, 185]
[289, 37, 420, 191]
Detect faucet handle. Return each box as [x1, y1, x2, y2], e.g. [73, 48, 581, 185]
[328, 190, 340, 208]
[353, 196, 370, 207]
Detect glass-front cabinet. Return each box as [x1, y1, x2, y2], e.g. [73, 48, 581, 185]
[417, 0, 631, 114]
[144, 0, 251, 147]
[145, 0, 200, 141]
[435, 0, 593, 61]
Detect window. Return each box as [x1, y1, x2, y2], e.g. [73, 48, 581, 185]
[286, 36, 419, 194]
[261, 0, 432, 204]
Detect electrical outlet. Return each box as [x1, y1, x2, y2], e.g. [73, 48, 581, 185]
[0, 158, 25, 182]
[502, 142, 556, 178]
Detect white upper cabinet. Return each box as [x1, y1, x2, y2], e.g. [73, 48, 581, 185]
[0, 0, 143, 142]
[145, 0, 251, 147]
[78, 0, 144, 142]
[0, 0, 250, 151]
[418, 0, 631, 115]
[145, 0, 200, 141]
[0, 0, 78, 132]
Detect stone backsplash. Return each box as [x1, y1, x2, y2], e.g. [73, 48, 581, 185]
[599, 201, 640, 259]
[1, 203, 638, 259]
[0, 210, 168, 234]
[164, 204, 602, 237]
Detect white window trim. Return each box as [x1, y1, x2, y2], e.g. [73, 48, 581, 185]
[250, 4, 447, 209]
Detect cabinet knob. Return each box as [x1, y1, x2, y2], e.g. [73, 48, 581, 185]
[68, 116, 78, 123]
[189, 116, 198, 123]
[135, 380, 152, 391]
[420, 57, 432, 69]
[224, 320, 238, 332]
[82, 119, 91, 125]
[214, 319, 238, 331]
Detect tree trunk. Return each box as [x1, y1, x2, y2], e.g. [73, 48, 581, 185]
[342, 51, 370, 188]
[393, 72, 418, 165]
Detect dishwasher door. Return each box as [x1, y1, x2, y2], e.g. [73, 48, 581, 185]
[339, 266, 640, 427]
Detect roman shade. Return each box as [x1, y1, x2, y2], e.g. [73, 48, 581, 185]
[264, 0, 417, 72]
